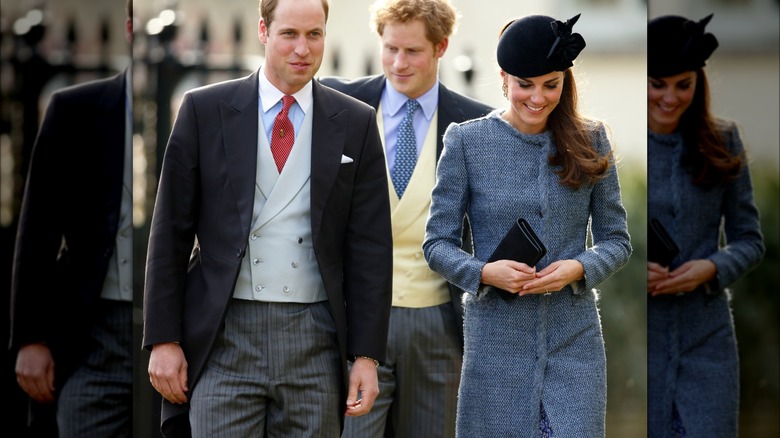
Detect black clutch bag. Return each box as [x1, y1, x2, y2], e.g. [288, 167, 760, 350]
[487, 218, 547, 301]
[648, 218, 679, 267]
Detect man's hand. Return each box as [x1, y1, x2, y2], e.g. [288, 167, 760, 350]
[148, 342, 189, 404]
[15, 343, 56, 403]
[345, 357, 379, 416]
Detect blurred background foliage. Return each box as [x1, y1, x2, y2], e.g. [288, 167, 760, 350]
[602, 161, 648, 436]
[731, 165, 779, 437]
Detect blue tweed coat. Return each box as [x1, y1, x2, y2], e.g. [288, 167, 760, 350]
[423, 110, 631, 437]
[647, 123, 764, 438]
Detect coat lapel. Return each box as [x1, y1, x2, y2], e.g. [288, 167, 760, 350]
[310, 81, 346, 244]
[352, 75, 385, 111]
[221, 70, 260, 237]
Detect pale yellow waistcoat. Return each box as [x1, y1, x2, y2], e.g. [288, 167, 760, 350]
[378, 105, 449, 308]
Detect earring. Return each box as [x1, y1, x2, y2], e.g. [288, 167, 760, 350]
[502, 82, 508, 99]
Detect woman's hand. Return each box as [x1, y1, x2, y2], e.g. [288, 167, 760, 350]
[519, 260, 584, 295]
[647, 259, 717, 296]
[647, 261, 670, 292]
[481, 260, 536, 294]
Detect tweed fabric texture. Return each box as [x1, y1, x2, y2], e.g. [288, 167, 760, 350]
[647, 124, 764, 438]
[392, 99, 420, 198]
[672, 405, 686, 437]
[647, 125, 764, 286]
[423, 110, 631, 437]
[540, 404, 553, 437]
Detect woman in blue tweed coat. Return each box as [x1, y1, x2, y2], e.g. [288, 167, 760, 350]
[423, 15, 631, 437]
[646, 15, 764, 438]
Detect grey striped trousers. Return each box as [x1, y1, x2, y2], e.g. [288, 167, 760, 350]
[190, 299, 342, 438]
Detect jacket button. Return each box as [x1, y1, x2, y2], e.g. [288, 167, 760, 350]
[237, 248, 246, 258]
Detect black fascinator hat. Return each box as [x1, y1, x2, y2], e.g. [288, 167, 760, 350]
[648, 14, 719, 78]
[497, 13, 586, 78]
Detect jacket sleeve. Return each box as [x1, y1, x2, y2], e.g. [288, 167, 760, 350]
[707, 124, 765, 288]
[341, 105, 394, 363]
[573, 122, 633, 292]
[423, 123, 486, 295]
[142, 91, 201, 350]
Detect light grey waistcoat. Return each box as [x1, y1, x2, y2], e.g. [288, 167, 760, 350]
[233, 106, 326, 303]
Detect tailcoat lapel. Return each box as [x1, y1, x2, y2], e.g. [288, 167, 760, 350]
[220, 70, 260, 237]
[96, 72, 127, 233]
[310, 81, 346, 245]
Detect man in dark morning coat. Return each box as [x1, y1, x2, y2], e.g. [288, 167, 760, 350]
[10, 3, 134, 436]
[143, 0, 393, 436]
[320, 0, 491, 436]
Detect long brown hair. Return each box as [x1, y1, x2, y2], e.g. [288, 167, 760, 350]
[678, 69, 744, 187]
[546, 69, 611, 189]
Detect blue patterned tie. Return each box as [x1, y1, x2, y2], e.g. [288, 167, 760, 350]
[392, 99, 420, 198]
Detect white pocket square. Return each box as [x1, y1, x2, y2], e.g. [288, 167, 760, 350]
[340, 154, 354, 164]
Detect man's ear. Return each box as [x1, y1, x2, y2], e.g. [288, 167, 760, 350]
[258, 18, 268, 44]
[435, 37, 449, 58]
[126, 17, 133, 44]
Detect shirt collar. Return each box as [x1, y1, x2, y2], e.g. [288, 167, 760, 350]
[258, 65, 313, 114]
[382, 78, 439, 120]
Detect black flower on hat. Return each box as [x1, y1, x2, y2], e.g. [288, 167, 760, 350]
[681, 14, 719, 66]
[547, 14, 587, 72]
[497, 13, 586, 78]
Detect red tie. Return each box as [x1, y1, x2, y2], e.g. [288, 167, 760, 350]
[271, 95, 296, 173]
